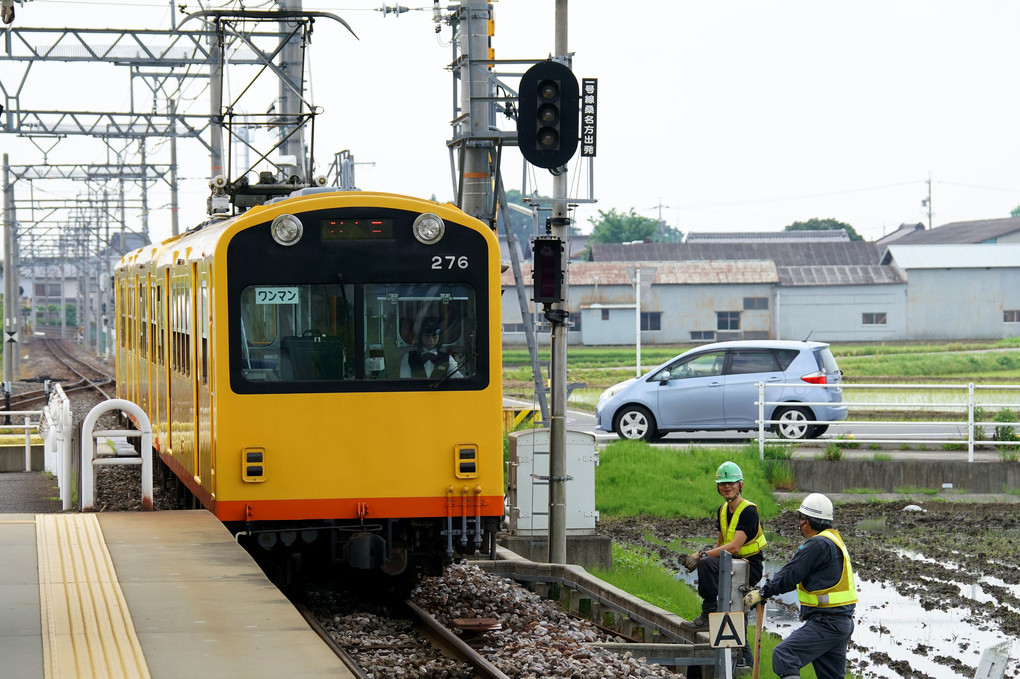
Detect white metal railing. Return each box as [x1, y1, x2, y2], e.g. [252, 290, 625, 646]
[1, 408, 43, 471]
[81, 399, 153, 511]
[40, 385, 74, 509]
[756, 381, 1020, 462]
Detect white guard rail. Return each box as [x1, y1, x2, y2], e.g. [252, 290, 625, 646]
[81, 399, 153, 511]
[757, 381, 1020, 463]
[40, 385, 73, 510]
[2, 409, 43, 473]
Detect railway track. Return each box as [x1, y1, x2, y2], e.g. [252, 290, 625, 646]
[8, 337, 114, 408]
[298, 597, 510, 679]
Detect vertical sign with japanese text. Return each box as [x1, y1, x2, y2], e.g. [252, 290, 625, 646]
[581, 78, 597, 157]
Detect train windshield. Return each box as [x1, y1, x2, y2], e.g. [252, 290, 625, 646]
[238, 282, 478, 384]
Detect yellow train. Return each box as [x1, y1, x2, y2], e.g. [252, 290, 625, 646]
[114, 189, 503, 584]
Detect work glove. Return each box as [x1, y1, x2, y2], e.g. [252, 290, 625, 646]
[683, 552, 702, 573]
[743, 588, 764, 609]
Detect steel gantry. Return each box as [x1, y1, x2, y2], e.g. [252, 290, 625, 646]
[1, 3, 359, 376]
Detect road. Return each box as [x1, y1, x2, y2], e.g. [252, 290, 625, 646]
[504, 397, 1001, 460]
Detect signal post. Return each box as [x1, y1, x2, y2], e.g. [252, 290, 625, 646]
[517, 2, 578, 565]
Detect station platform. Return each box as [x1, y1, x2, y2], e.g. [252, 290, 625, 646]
[1, 506, 354, 678]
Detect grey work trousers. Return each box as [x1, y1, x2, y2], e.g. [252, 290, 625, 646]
[772, 613, 854, 679]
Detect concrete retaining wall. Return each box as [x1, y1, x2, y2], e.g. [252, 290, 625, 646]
[0, 446, 45, 472]
[789, 459, 1020, 494]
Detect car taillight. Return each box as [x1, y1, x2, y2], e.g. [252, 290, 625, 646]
[801, 372, 827, 385]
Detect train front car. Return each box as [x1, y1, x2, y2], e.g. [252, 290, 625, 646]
[216, 191, 503, 583]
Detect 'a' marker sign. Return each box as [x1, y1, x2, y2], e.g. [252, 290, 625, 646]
[708, 611, 747, 648]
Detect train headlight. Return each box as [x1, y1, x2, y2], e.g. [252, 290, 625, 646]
[412, 213, 445, 245]
[271, 214, 304, 246]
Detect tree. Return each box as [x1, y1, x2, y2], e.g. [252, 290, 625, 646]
[1010, 205, 1020, 218]
[588, 208, 684, 244]
[783, 218, 863, 241]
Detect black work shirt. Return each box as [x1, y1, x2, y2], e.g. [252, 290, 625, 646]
[759, 533, 855, 620]
[723, 502, 764, 576]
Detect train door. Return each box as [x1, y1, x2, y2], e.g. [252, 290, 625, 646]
[136, 276, 149, 414]
[115, 278, 127, 396]
[154, 276, 170, 452]
[126, 277, 137, 405]
[193, 263, 212, 488]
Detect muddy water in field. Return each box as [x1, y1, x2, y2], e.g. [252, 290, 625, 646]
[606, 501, 1020, 679]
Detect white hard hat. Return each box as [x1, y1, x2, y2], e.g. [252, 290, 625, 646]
[798, 493, 834, 522]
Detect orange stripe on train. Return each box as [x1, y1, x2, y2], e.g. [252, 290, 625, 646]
[215, 497, 505, 522]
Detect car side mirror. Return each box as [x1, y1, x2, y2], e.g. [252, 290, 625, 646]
[659, 371, 671, 384]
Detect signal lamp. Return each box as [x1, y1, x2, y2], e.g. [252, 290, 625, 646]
[532, 236, 564, 304]
[517, 60, 579, 170]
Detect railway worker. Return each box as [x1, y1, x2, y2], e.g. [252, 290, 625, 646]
[399, 317, 462, 379]
[742, 493, 857, 679]
[680, 460, 767, 638]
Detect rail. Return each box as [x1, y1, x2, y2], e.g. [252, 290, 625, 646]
[756, 381, 1020, 462]
[40, 385, 73, 509]
[80, 399, 154, 511]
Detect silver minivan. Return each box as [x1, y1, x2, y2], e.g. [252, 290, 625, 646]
[595, 340, 847, 441]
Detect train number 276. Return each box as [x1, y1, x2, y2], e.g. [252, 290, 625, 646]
[432, 255, 469, 270]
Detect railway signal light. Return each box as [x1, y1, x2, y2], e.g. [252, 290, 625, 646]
[532, 236, 564, 304]
[517, 60, 579, 170]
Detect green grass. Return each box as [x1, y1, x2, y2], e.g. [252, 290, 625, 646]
[595, 442, 780, 520]
[589, 543, 811, 679]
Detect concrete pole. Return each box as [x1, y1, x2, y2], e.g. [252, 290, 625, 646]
[2, 153, 16, 386]
[279, 0, 308, 179]
[209, 19, 225, 205]
[458, 0, 494, 222]
[168, 101, 179, 236]
[547, 0, 570, 565]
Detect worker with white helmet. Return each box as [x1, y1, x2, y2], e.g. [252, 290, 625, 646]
[680, 460, 767, 643]
[743, 492, 858, 679]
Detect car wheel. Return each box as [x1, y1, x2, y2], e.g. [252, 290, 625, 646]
[773, 406, 812, 440]
[808, 424, 829, 439]
[616, 406, 657, 441]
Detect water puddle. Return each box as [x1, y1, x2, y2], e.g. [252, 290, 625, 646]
[676, 556, 1020, 678]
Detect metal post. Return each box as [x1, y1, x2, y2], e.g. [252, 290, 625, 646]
[3, 153, 17, 388]
[635, 267, 642, 377]
[968, 382, 975, 463]
[547, 0, 570, 566]
[758, 381, 766, 459]
[716, 550, 734, 678]
[24, 415, 31, 472]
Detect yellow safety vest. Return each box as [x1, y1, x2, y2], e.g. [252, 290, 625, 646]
[718, 498, 767, 558]
[797, 528, 859, 607]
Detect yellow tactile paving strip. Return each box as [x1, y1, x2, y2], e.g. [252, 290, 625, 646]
[36, 514, 151, 679]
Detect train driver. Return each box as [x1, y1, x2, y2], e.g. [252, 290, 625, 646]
[399, 318, 463, 379]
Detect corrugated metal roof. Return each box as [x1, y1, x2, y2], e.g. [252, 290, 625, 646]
[882, 244, 1020, 269]
[778, 265, 904, 286]
[685, 229, 850, 243]
[892, 217, 1020, 244]
[587, 241, 882, 265]
[501, 260, 779, 286]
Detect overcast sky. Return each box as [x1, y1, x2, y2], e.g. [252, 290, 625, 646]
[6, 0, 1020, 244]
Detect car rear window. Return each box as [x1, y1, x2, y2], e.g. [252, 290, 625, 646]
[728, 350, 780, 374]
[814, 347, 840, 373]
[774, 348, 799, 370]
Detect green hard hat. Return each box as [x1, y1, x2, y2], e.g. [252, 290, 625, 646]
[715, 461, 743, 483]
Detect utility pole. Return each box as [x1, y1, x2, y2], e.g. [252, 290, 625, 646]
[3, 153, 18, 387]
[547, 0, 571, 566]
[923, 173, 933, 230]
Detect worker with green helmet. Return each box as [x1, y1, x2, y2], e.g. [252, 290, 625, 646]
[680, 460, 767, 639]
[743, 492, 857, 679]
